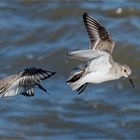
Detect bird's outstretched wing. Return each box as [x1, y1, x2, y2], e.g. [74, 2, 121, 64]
[67, 50, 107, 61]
[21, 88, 35, 97]
[18, 67, 56, 87]
[0, 67, 55, 97]
[83, 12, 115, 54]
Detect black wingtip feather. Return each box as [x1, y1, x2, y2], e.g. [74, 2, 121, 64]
[45, 70, 56, 75]
[39, 69, 56, 78]
[83, 12, 88, 17]
[21, 92, 34, 97]
[50, 71, 56, 76]
[21, 67, 56, 78]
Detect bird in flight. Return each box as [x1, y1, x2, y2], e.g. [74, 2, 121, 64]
[67, 12, 134, 94]
[0, 67, 56, 97]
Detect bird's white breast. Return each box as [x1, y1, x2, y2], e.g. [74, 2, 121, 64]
[82, 71, 116, 84]
[88, 53, 111, 72]
[3, 79, 33, 97]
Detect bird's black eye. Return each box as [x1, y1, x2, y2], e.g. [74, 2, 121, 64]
[124, 69, 127, 72]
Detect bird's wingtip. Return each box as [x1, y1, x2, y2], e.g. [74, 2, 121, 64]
[83, 12, 88, 17]
[52, 71, 56, 75]
[66, 52, 71, 57]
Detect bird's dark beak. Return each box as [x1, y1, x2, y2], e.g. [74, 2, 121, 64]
[128, 76, 135, 88]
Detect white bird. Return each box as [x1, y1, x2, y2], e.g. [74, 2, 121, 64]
[0, 67, 56, 97]
[67, 12, 134, 94]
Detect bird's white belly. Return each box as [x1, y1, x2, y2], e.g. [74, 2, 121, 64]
[83, 72, 115, 84]
[4, 86, 27, 97]
[3, 80, 34, 97]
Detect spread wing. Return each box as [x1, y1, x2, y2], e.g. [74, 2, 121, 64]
[0, 75, 16, 95]
[18, 67, 56, 87]
[67, 50, 107, 61]
[83, 12, 115, 54]
[88, 54, 113, 72]
[0, 68, 56, 97]
[21, 88, 35, 97]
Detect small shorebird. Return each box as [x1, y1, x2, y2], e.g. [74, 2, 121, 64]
[67, 12, 134, 94]
[0, 67, 56, 97]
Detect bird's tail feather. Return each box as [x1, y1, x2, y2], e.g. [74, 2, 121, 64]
[69, 78, 85, 91]
[67, 69, 85, 83]
[67, 69, 87, 94]
[77, 83, 87, 95]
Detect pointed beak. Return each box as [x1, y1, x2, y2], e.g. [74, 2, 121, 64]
[128, 76, 135, 88]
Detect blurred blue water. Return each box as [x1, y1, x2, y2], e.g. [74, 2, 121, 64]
[0, 1, 139, 140]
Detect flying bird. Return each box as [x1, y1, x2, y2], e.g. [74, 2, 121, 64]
[67, 12, 134, 94]
[0, 67, 56, 97]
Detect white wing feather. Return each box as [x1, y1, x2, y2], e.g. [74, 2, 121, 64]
[88, 54, 112, 72]
[67, 50, 107, 61]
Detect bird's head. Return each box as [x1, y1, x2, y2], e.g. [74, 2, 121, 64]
[121, 64, 134, 88]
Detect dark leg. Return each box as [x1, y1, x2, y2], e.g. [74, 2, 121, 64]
[38, 84, 47, 92]
[77, 83, 87, 95]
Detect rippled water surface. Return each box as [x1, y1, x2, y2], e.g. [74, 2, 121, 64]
[0, 1, 139, 140]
